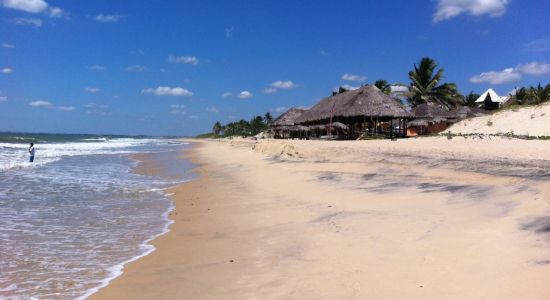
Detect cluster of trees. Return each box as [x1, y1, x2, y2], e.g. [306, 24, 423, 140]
[506, 83, 550, 106]
[209, 113, 273, 138]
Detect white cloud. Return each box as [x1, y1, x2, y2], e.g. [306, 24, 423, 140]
[57, 106, 75, 111]
[188, 115, 199, 119]
[319, 50, 329, 56]
[2, 43, 15, 48]
[470, 68, 521, 84]
[168, 55, 199, 65]
[238, 91, 253, 99]
[342, 73, 367, 82]
[3, 0, 66, 18]
[433, 0, 509, 23]
[3, 0, 48, 13]
[88, 65, 105, 71]
[206, 107, 219, 113]
[85, 87, 100, 93]
[263, 87, 277, 94]
[0, 96, 8, 102]
[125, 65, 147, 72]
[525, 37, 550, 52]
[470, 62, 550, 85]
[13, 18, 42, 27]
[222, 92, 232, 97]
[29, 100, 52, 107]
[516, 62, 550, 76]
[271, 80, 297, 89]
[1, 68, 13, 73]
[170, 104, 186, 109]
[48, 6, 64, 18]
[95, 14, 121, 23]
[142, 86, 193, 97]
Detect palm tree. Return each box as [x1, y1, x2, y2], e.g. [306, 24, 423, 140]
[407, 57, 462, 108]
[463, 91, 480, 107]
[374, 80, 391, 94]
[212, 121, 222, 136]
[263, 112, 273, 125]
[527, 83, 550, 105]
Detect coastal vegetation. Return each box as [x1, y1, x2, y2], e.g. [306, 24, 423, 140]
[507, 83, 550, 106]
[197, 113, 273, 138]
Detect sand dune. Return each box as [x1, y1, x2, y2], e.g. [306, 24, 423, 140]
[448, 103, 550, 137]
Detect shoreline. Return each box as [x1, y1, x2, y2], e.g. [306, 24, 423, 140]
[91, 138, 550, 299]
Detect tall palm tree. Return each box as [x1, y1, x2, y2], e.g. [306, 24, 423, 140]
[407, 57, 462, 108]
[374, 80, 391, 94]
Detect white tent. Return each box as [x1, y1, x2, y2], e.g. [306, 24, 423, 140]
[475, 88, 503, 103]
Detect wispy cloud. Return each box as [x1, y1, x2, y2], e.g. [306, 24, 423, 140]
[1, 68, 13, 73]
[2, 43, 15, 48]
[3, 0, 66, 18]
[125, 65, 147, 72]
[469, 68, 520, 84]
[169, 104, 186, 115]
[222, 92, 232, 97]
[206, 107, 219, 113]
[238, 91, 253, 99]
[95, 14, 121, 23]
[225, 27, 233, 38]
[271, 80, 297, 89]
[84, 103, 110, 115]
[13, 18, 42, 27]
[433, 0, 509, 23]
[516, 62, 550, 75]
[524, 37, 550, 52]
[84, 87, 100, 93]
[29, 100, 74, 111]
[263, 87, 277, 94]
[188, 115, 199, 120]
[88, 65, 105, 71]
[168, 55, 199, 65]
[342, 73, 367, 82]
[274, 106, 288, 113]
[0, 96, 8, 102]
[57, 106, 75, 111]
[470, 62, 550, 84]
[30, 100, 52, 107]
[142, 86, 193, 97]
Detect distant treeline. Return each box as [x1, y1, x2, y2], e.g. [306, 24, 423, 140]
[196, 113, 273, 138]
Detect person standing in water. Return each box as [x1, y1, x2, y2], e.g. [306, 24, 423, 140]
[29, 143, 35, 162]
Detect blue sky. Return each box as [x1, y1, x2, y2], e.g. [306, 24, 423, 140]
[1, 0, 549, 136]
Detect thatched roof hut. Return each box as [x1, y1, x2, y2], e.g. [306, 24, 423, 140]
[409, 103, 453, 126]
[295, 85, 410, 124]
[271, 108, 308, 127]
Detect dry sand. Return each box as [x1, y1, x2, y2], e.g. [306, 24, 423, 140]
[91, 137, 550, 299]
[448, 102, 550, 136]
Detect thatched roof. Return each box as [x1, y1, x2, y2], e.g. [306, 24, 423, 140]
[271, 108, 308, 127]
[411, 103, 453, 119]
[449, 105, 488, 119]
[295, 85, 410, 124]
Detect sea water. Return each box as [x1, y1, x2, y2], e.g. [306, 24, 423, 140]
[0, 133, 195, 299]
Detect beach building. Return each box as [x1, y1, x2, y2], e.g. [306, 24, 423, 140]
[407, 103, 453, 136]
[294, 85, 411, 139]
[475, 88, 506, 110]
[270, 108, 309, 139]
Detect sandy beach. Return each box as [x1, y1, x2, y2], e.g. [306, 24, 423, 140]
[91, 137, 550, 299]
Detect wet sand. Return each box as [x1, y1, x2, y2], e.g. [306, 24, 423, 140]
[91, 138, 550, 299]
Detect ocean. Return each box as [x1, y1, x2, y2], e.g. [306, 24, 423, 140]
[0, 132, 195, 299]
